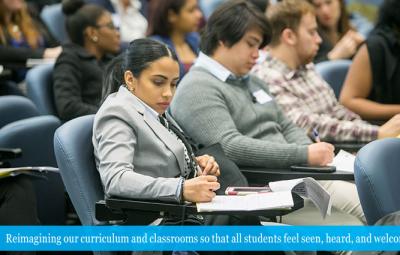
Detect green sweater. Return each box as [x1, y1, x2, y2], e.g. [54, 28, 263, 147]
[170, 66, 311, 168]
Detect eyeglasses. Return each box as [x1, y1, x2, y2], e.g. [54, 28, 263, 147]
[94, 22, 118, 30]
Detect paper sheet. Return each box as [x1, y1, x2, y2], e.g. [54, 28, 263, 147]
[197, 191, 293, 212]
[329, 149, 355, 173]
[269, 178, 332, 218]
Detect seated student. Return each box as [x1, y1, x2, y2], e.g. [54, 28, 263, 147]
[53, 0, 120, 122]
[110, 0, 147, 42]
[308, 0, 368, 63]
[339, 0, 400, 122]
[252, 0, 400, 143]
[89, 0, 147, 43]
[0, 0, 61, 94]
[147, 0, 203, 78]
[170, 0, 365, 223]
[93, 38, 258, 227]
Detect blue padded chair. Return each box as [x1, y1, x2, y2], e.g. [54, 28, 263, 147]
[26, 64, 57, 116]
[53, 115, 186, 222]
[0, 95, 39, 128]
[54, 115, 163, 254]
[315, 59, 352, 98]
[53, 115, 105, 226]
[354, 138, 400, 225]
[40, 3, 69, 43]
[0, 115, 65, 225]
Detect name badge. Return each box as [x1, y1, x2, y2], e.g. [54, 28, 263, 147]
[252, 89, 273, 104]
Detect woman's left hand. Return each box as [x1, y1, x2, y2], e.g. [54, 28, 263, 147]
[196, 154, 220, 176]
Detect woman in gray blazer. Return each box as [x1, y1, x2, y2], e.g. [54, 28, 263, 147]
[93, 38, 224, 205]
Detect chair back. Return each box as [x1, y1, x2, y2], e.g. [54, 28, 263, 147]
[54, 115, 105, 225]
[0, 96, 39, 128]
[40, 3, 69, 43]
[315, 60, 352, 98]
[26, 64, 57, 116]
[354, 138, 400, 224]
[0, 115, 64, 224]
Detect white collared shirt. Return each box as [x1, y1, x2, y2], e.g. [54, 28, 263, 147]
[127, 87, 160, 120]
[194, 51, 254, 82]
[194, 52, 232, 82]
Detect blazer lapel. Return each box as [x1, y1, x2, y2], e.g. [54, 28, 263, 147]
[118, 86, 186, 174]
[143, 109, 186, 174]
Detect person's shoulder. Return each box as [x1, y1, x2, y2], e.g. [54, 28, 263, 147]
[176, 67, 226, 99]
[185, 32, 200, 50]
[55, 44, 87, 64]
[96, 91, 142, 126]
[186, 32, 200, 41]
[252, 61, 286, 84]
[180, 66, 218, 85]
[249, 74, 271, 92]
[366, 27, 393, 48]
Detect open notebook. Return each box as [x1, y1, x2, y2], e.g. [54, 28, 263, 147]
[196, 191, 293, 212]
[197, 177, 331, 218]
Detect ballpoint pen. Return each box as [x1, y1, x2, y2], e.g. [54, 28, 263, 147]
[312, 128, 321, 143]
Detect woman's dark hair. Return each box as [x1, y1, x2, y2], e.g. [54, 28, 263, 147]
[101, 53, 124, 104]
[101, 38, 179, 101]
[200, 0, 271, 55]
[62, 0, 106, 46]
[248, 0, 270, 14]
[377, 0, 400, 30]
[147, 0, 187, 36]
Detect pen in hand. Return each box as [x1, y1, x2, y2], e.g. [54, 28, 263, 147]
[313, 128, 321, 143]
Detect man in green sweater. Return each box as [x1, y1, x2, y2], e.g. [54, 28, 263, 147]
[170, 0, 364, 223]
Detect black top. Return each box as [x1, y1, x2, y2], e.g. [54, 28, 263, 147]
[53, 43, 112, 121]
[366, 26, 400, 104]
[314, 30, 334, 63]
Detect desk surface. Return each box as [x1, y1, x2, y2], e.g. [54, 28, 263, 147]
[102, 193, 303, 225]
[240, 166, 354, 184]
[332, 142, 366, 153]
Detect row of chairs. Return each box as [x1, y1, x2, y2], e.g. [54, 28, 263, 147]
[0, 96, 65, 224]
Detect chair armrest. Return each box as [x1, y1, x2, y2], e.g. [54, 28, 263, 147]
[95, 200, 128, 223]
[101, 194, 304, 225]
[240, 166, 354, 184]
[0, 147, 22, 160]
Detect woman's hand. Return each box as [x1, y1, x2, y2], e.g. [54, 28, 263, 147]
[196, 154, 220, 176]
[328, 30, 364, 60]
[378, 114, 400, 139]
[183, 175, 220, 202]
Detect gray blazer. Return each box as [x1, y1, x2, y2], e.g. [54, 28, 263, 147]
[92, 86, 188, 202]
